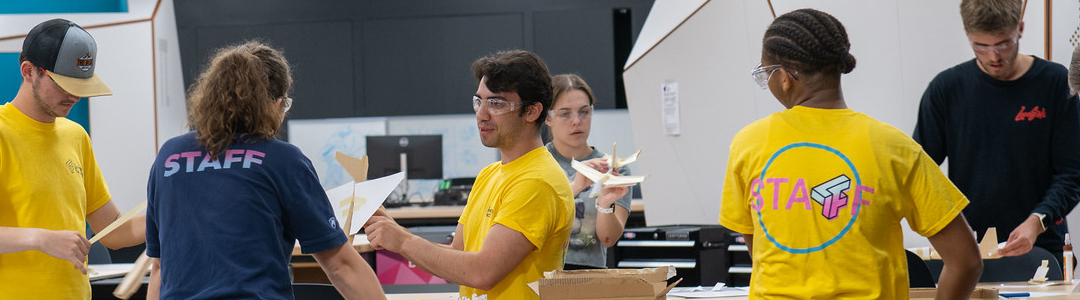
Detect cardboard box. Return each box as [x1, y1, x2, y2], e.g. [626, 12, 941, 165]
[528, 266, 681, 300]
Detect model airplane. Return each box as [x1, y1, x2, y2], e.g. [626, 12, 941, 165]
[571, 143, 647, 197]
[910, 227, 1006, 260]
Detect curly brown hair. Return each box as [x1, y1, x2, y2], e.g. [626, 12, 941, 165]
[186, 41, 291, 160]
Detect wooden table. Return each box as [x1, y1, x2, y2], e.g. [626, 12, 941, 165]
[968, 281, 1080, 299]
[386, 199, 645, 219]
[383, 281, 1080, 300]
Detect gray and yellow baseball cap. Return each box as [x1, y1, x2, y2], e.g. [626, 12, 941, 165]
[22, 19, 112, 98]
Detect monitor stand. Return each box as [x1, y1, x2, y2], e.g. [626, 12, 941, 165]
[400, 152, 408, 180]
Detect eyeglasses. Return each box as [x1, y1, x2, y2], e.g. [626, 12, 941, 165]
[750, 64, 797, 89]
[971, 35, 1018, 54]
[472, 95, 517, 115]
[282, 97, 292, 113]
[38, 67, 56, 84]
[549, 105, 593, 121]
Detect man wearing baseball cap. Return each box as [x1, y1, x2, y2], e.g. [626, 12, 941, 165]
[0, 19, 145, 299]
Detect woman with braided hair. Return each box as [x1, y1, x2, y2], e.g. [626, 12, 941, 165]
[719, 8, 982, 299]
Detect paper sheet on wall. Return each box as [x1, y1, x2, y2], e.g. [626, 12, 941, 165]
[662, 81, 681, 136]
[326, 172, 405, 235]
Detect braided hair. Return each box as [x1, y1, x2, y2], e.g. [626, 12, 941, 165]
[763, 8, 856, 77]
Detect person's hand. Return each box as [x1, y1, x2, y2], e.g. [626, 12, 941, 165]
[596, 165, 629, 208]
[571, 158, 610, 193]
[34, 229, 91, 274]
[372, 205, 390, 218]
[365, 216, 411, 253]
[597, 186, 629, 209]
[998, 215, 1043, 256]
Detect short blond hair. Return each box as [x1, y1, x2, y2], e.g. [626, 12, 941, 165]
[960, 0, 1022, 33]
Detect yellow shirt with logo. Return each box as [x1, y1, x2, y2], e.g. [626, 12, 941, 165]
[0, 103, 111, 299]
[458, 147, 574, 299]
[719, 106, 967, 299]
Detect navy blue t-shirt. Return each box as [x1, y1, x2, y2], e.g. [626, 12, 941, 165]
[146, 131, 346, 299]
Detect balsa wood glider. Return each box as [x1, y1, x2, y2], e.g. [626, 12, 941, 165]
[910, 227, 1006, 260]
[571, 143, 647, 191]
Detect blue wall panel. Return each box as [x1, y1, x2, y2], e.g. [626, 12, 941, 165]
[0, 0, 127, 14]
[0, 52, 90, 133]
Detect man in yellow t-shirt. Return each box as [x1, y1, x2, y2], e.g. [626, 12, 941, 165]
[0, 19, 147, 299]
[366, 50, 574, 299]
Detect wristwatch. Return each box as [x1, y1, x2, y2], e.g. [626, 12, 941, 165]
[596, 202, 615, 214]
[1033, 213, 1050, 231]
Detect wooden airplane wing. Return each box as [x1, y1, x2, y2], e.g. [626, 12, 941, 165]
[602, 143, 641, 170]
[571, 159, 608, 183]
[614, 150, 641, 167]
[600, 175, 646, 187]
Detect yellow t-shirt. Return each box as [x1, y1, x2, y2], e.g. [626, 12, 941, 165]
[0, 103, 111, 299]
[458, 147, 574, 299]
[719, 106, 967, 299]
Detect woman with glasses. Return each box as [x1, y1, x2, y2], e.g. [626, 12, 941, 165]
[145, 41, 385, 299]
[543, 74, 631, 270]
[718, 9, 982, 299]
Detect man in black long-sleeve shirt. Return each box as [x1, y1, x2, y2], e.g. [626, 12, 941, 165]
[914, 0, 1080, 261]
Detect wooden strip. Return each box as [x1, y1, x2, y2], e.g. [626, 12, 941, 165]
[88, 201, 147, 244]
[767, 0, 776, 19]
[112, 251, 152, 299]
[0, 18, 152, 42]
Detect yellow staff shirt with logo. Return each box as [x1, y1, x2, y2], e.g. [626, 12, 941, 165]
[720, 106, 967, 299]
[458, 147, 574, 299]
[0, 103, 111, 299]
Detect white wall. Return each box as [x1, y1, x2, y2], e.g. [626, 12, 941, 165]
[0, 0, 187, 212]
[153, 0, 190, 146]
[624, 0, 773, 227]
[88, 22, 159, 213]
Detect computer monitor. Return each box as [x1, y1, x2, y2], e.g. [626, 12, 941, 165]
[366, 135, 443, 180]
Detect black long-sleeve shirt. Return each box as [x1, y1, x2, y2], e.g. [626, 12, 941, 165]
[913, 57, 1080, 254]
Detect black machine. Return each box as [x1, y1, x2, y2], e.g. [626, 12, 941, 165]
[433, 177, 474, 206]
[613, 225, 730, 287]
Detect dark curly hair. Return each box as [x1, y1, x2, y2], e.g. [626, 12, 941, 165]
[186, 41, 291, 160]
[471, 50, 552, 129]
[763, 8, 856, 78]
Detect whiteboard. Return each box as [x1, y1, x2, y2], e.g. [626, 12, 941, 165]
[287, 117, 387, 189]
[387, 114, 494, 200]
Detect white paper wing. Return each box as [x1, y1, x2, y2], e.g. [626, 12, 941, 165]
[327, 172, 405, 235]
[347, 172, 405, 234]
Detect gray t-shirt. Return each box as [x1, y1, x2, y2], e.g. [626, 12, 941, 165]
[545, 142, 633, 268]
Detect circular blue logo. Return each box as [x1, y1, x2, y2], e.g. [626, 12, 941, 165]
[756, 142, 864, 254]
